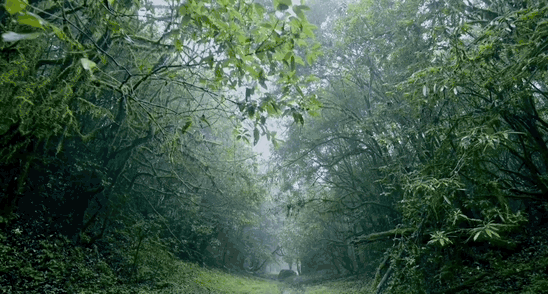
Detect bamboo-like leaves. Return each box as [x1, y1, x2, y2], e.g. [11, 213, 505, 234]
[428, 231, 453, 247]
[2, 31, 41, 42]
[4, 0, 28, 15]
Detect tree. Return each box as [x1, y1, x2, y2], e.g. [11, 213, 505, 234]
[0, 0, 321, 289]
[271, 0, 548, 293]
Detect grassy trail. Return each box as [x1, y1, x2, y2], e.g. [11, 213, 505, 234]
[128, 261, 370, 294]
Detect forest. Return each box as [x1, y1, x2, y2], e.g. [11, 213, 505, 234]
[1, 0, 548, 293]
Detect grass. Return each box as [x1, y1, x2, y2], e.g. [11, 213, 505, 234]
[135, 262, 373, 294]
[0, 225, 372, 294]
[136, 261, 283, 294]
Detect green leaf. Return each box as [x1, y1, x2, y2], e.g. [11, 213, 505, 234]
[50, 24, 66, 40]
[279, 0, 292, 6]
[181, 119, 192, 134]
[203, 55, 214, 68]
[302, 22, 317, 38]
[17, 12, 45, 29]
[175, 39, 183, 51]
[265, 102, 279, 115]
[283, 52, 292, 63]
[272, 138, 279, 149]
[277, 4, 289, 11]
[247, 105, 256, 118]
[2, 31, 41, 42]
[245, 87, 253, 100]
[306, 53, 314, 65]
[215, 65, 223, 79]
[308, 110, 320, 117]
[309, 94, 322, 108]
[252, 3, 265, 16]
[293, 5, 310, 20]
[473, 231, 481, 241]
[292, 112, 304, 125]
[295, 5, 310, 11]
[253, 128, 260, 146]
[181, 14, 192, 26]
[296, 86, 304, 97]
[5, 0, 28, 15]
[80, 58, 97, 71]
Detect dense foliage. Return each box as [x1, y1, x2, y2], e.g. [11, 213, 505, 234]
[272, 0, 548, 293]
[3, 0, 548, 293]
[0, 0, 319, 292]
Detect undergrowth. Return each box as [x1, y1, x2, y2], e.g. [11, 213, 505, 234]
[3, 211, 546, 294]
[388, 225, 548, 294]
[0, 215, 283, 293]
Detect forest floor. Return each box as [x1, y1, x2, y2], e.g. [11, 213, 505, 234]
[4, 222, 548, 294]
[94, 266, 372, 294]
[138, 266, 372, 294]
[1, 221, 371, 294]
[0, 220, 367, 294]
